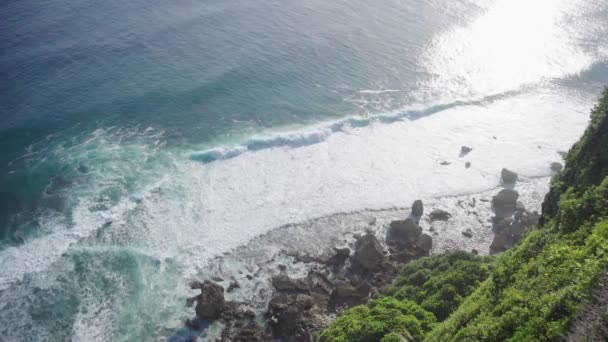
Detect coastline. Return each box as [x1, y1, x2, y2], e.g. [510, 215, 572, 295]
[162, 176, 552, 341]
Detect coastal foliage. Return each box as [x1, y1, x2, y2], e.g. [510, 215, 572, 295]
[321, 87, 608, 341]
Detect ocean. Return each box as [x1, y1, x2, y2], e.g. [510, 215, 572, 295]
[1, 0, 607, 340]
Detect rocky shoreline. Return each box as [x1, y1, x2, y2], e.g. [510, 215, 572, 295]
[161, 173, 553, 341]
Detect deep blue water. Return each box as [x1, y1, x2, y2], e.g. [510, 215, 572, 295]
[1, 0, 607, 340]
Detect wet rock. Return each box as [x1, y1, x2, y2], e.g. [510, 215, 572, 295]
[416, 234, 433, 254]
[465, 162, 471, 169]
[440, 161, 451, 165]
[471, 249, 479, 255]
[550, 162, 563, 172]
[326, 247, 350, 271]
[332, 279, 370, 301]
[271, 275, 308, 292]
[296, 294, 315, 310]
[429, 209, 451, 221]
[368, 217, 377, 225]
[462, 229, 473, 238]
[211, 276, 224, 282]
[193, 280, 226, 319]
[354, 233, 384, 270]
[460, 146, 473, 156]
[492, 189, 519, 218]
[501, 168, 518, 184]
[411, 200, 424, 218]
[387, 219, 422, 249]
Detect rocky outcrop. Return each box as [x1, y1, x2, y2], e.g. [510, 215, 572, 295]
[188, 280, 226, 319]
[271, 275, 309, 292]
[492, 189, 519, 218]
[387, 219, 422, 248]
[501, 168, 518, 184]
[353, 233, 384, 270]
[411, 200, 424, 218]
[489, 189, 540, 254]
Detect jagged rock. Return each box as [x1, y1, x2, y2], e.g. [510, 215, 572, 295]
[332, 280, 370, 301]
[460, 146, 473, 156]
[411, 200, 424, 217]
[416, 234, 433, 254]
[194, 280, 226, 319]
[271, 275, 308, 292]
[387, 219, 422, 249]
[501, 168, 518, 184]
[492, 189, 519, 218]
[295, 294, 314, 310]
[429, 209, 451, 221]
[550, 162, 564, 172]
[354, 233, 384, 270]
[326, 247, 350, 270]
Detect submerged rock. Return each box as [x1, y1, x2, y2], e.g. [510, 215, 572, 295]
[501, 168, 518, 184]
[460, 146, 473, 156]
[429, 209, 451, 221]
[462, 229, 473, 238]
[354, 233, 384, 270]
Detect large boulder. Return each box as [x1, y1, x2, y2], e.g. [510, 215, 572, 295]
[387, 219, 422, 249]
[194, 280, 226, 319]
[354, 233, 384, 270]
[416, 234, 433, 254]
[501, 168, 518, 184]
[429, 209, 451, 221]
[271, 275, 309, 292]
[492, 189, 519, 218]
[550, 162, 563, 172]
[411, 200, 424, 218]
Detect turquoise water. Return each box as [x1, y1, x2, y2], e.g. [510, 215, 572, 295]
[1, 0, 608, 340]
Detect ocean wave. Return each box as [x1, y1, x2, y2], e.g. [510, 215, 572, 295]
[189, 88, 527, 163]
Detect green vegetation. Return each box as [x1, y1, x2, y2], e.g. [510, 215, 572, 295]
[321, 87, 608, 341]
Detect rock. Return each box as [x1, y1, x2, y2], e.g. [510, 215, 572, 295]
[194, 280, 226, 319]
[492, 189, 519, 218]
[462, 229, 473, 238]
[271, 275, 308, 292]
[326, 247, 350, 270]
[465, 162, 471, 168]
[295, 294, 315, 310]
[550, 162, 563, 172]
[268, 293, 294, 311]
[278, 264, 287, 272]
[416, 234, 433, 254]
[492, 217, 513, 234]
[411, 200, 424, 217]
[77, 164, 88, 173]
[460, 146, 473, 156]
[429, 226, 435, 232]
[527, 210, 540, 227]
[211, 276, 224, 282]
[387, 219, 422, 249]
[429, 209, 451, 221]
[557, 151, 567, 158]
[369, 216, 377, 225]
[471, 249, 479, 255]
[333, 280, 369, 301]
[501, 168, 518, 184]
[190, 280, 204, 289]
[440, 161, 451, 165]
[354, 233, 384, 270]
